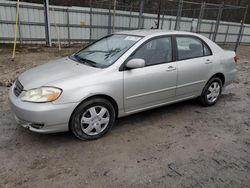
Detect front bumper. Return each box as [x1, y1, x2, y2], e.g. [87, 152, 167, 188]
[8, 86, 78, 133]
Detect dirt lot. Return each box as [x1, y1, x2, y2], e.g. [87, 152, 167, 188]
[0, 45, 250, 188]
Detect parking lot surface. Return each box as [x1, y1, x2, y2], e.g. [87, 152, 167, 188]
[0, 45, 250, 188]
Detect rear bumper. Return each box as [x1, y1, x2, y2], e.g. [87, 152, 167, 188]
[225, 68, 237, 86]
[8, 86, 78, 133]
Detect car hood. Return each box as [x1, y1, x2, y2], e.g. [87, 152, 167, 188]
[18, 57, 100, 90]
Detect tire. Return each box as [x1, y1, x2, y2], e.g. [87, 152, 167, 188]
[70, 98, 116, 140]
[199, 77, 222, 107]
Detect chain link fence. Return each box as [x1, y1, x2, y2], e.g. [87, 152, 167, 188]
[0, 0, 249, 51]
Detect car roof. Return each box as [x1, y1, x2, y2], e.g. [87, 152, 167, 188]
[115, 29, 197, 37]
[115, 29, 224, 54]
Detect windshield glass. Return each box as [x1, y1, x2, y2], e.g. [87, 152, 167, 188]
[73, 34, 142, 67]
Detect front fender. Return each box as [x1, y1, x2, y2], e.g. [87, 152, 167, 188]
[53, 82, 124, 113]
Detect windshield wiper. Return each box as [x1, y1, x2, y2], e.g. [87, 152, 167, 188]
[83, 50, 108, 53]
[72, 54, 98, 67]
[81, 58, 98, 67]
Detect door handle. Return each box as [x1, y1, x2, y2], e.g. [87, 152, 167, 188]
[205, 59, 212, 64]
[166, 66, 176, 71]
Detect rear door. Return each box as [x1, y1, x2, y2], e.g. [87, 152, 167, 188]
[123, 36, 177, 112]
[175, 35, 214, 98]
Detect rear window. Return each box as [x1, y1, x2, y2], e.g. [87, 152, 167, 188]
[176, 36, 211, 60]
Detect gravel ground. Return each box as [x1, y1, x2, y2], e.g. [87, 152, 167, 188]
[0, 45, 81, 87]
[0, 45, 250, 188]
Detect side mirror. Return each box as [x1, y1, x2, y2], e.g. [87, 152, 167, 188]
[126, 58, 145, 69]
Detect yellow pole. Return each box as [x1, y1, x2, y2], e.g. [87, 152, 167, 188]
[12, 0, 20, 60]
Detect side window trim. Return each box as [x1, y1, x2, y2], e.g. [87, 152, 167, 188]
[119, 35, 174, 71]
[174, 34, 213, 61]
[203, 42, 212, 56]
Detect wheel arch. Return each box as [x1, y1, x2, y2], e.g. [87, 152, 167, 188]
[209, 72, 225, 86]
[85, 94, 119, 118]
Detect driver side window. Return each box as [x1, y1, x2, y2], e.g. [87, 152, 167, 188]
[129, 37, 172, 66]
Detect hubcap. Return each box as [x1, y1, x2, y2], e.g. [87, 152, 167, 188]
[207, 82, 220, 103]
[80, 106, 110, 136]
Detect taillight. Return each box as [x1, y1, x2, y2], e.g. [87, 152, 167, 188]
[234, 55, 239, 63]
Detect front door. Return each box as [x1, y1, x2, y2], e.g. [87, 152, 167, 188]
[123, 36, 177, 112]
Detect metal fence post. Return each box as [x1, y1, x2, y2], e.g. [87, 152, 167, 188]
[129, 1, 132, 29]
[235, 5, 248, 52]
[175, 0, 183, 30]
[89, 0, 92, 41]
[160, 11, 165, 29]
[112, 0, 116, 32]
[224, 23, 229, 45]
[169, 18, 172, 30]
[138, 0, 144, 29]
[239, 26, 245, 45]
[156, 0, 162, 29]
[44, 0, 51, 46]
[67, 8, 70, 46]
[209, 22, 214, 39]
[196, 1, 205, 33]
[108, 0, 111, 34]
[212, 2, 224, 42]
[17, 6, 22, 45]
[191, 18, 194, 32]
[142, 15, 145, 28]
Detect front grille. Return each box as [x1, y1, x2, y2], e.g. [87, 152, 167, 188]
[14, 79, 24, 97]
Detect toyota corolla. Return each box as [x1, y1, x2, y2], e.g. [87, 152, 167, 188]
[9, 30, 237, 140]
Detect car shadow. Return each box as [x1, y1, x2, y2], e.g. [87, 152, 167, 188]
[114, 98, 199, 130]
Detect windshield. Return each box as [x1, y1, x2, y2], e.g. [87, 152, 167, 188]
[73, 34, 142, 68]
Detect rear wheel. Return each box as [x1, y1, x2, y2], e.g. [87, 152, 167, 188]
[70, 98, 116, 140]
[199, 77, 222, 106]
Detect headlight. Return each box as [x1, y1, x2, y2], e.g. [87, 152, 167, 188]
[20, 87, 62, 103]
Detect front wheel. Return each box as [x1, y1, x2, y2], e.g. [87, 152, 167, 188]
[199, 77, 222, 106]
[70, 98, 116, 140]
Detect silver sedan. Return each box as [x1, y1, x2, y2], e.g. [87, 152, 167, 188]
[9, 30, 237, 140]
